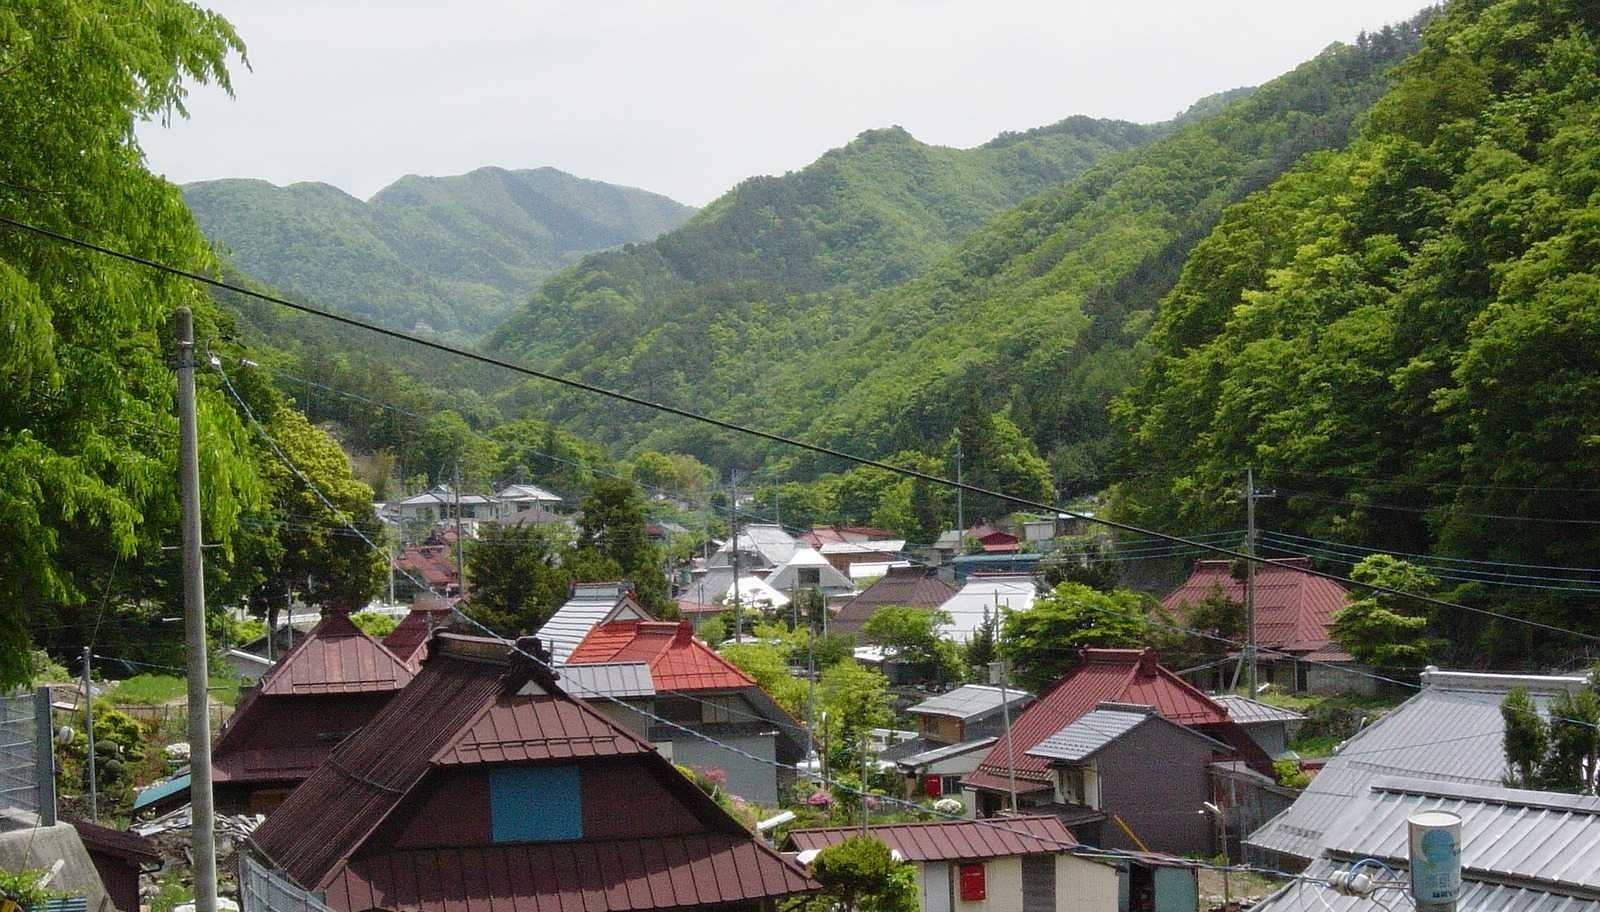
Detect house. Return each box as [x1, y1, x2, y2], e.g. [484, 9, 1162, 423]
[786, 816, 1118, 912]
[831, 567, 958, 638]
[388, 484, 499, 525]
[491, 482, 562, 514]
[883, 684, 1034, 809]
[1024, 703, 1233, 856]
[938, 573, 1037, 643]
[964, 649, 1275, 847]
[799, 525, 897, 548]
[766, 546, 857, 599]
[1252, 777, 1600, 912]
[68, 819, 161, 912]
[931, 523, 1022, 560]
[533, 581, 653, 665]
[673, 596, 724, 632]
[816, 539, 908, 577]
[555, 660, 656, 738]
[1246, 667, 1590, 871]
[381, 603, 455, 664]
[211, 610, 416, 814]
[246, 633, 818, 912]
[566, 619, 805, 805]
[1212, 694, 1305, 758]
[708, 523, 799, 570]
[392, 539, 460, 599]
[950, 552, 1044, 581]
[1162, 557, 1368, 693]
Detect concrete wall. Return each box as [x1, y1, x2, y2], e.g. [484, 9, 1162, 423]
[670, 732, 779, 805]
[1305, 661, 1379, 695]
[0, 822, 112, 912]
[1097, 723, 1217, 856]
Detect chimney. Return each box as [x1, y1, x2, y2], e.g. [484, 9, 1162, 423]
[675, 620, 694, 644]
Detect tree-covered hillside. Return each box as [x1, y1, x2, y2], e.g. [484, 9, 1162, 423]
[184, 167, 695, 339]
[485, 116, 1167, 416]
[1113, 0, 1600, 661]
[488, 18, 1426, 478]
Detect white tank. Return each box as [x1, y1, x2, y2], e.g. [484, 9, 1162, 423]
[1408, 810, 1463, 910]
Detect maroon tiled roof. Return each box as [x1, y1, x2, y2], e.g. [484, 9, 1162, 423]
[395, 544, 457, 587]
[257, 612, 416, 696]
[251, 633, 814, 909]
[325, 835, 816, 912]
[785, 815, 1077, 862]
[382, 606, 453, 664]
[1162, 558, 1350, 655]
[67, 817, 161, 864]
[830, 567, 958, 635]
[965, 648, 1271, 793]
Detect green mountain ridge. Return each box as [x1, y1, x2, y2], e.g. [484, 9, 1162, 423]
[183, 166, 696, 339]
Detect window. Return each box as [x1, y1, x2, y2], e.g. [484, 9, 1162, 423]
[941, 775, 962, 796]
[798, 567, 821, 586]
[1059, 766, 1086, 805]
[488, 766, 582, 843]
[701, 695, 739, 724]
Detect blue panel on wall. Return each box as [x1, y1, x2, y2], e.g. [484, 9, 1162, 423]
[489, 765, 583, 843]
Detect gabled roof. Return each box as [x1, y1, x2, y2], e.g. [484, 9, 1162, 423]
[1214, 694, 1307, 726]
[494, 483, 562, 502]
[887, 737, 999, 769]
[818, 540, 907, 555]
[713, 523, 798, 567]
[937, 574, 1037, 643]
[785, 815, 1077, 863]
[67, 818, 161, 864]
[393, 544, 457, 587]
[567, 620, 754, 692]
[252, 634, 816, 910]
[908, 684, 1033, 722]
[535, 581, 653, 665]
[1026, 702, 1230, 763]
[255, 612, 416, 696]
[1254, 777, 1600, 912]
[831, 567, 958, 635]
[965, 648, 1248, 794]
[381, 605, 453, 664]
[1246, 669, 1590, 861]
[726, 574, 791, 609]
[1163, 558, 1350, 656]
[766, 546, 857, 593]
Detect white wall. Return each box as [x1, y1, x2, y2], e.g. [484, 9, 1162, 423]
[1059, 855, 1120, 912]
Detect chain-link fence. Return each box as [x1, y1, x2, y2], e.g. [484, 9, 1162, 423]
[0, 688, 55, 826]
[239, 855, 335, 912]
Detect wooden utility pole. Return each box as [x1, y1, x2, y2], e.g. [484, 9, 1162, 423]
[176, 308, 219, 912]
[81, 647, 95, 821]
[729, 476, 742, 644]
[1242, 468, 1274, 695]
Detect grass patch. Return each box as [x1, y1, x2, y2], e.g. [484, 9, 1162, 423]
[109, 672, 244, 706]
[1249, 689, 1411, 758]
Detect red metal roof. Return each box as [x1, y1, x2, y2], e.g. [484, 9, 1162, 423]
[256, 612, 416, 696]
[964, 648, 1266, 793]
[382, 606, 453, 664]
[212, 691, 395, 784]
[1162, 558, 1350, 654]
[394, 544, 458, 587]
[326, 835, 816, 912]
[785, 815, 1078, 862]
[673, 599, 721, 616]
[436, 688, 651, 766]
[68, 817, 161, 864]
[831, 568, 958, 635]
[567, 620, 754, 692]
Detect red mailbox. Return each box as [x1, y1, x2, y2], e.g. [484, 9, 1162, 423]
[924, 775, 942, 798]
[958, 862, 986, 901]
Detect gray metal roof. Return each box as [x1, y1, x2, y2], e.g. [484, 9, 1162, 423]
[1252, 777, 1600, 912]
[1247, 669, 1590, 861]
[891, 737, 999, 769]
[535, 587, 651, 665]
[712, 524, 798, 568]
[1026, 705, 1155, 762]
[558, 661, 655, 699]
[1259, 860, 1600, 912]
[938, 575, 1037, 643]
[909, 684, 1034, 721]
[1214, 694, 1306, 725]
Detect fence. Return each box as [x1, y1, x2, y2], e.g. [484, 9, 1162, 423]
[239, 855, 335, 912]
[0, 689, 55, 825]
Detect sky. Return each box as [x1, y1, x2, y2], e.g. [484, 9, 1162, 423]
[139, 0, 1430, 207]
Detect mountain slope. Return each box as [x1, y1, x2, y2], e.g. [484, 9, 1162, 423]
[486, 116, 1167, 394]
[1112, 0, 1600, 656]
[183, 167, 695, 339]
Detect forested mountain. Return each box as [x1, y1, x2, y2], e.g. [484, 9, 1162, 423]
[488, 20, 1426, 478]
[485, 115, 1167, 409]
[184, 167, 695, 339]
[1113, 0, 1600, 661]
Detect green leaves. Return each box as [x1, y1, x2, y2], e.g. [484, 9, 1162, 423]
[1000, 582, 1150, 692]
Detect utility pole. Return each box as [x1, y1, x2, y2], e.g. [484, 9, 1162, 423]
[955, 439, 964, 539]
[860, 731, 870, 835]
[990, 655, 1018, 815]
[1242, 468, 1275, 696]
[81, 647, 96, 822]
[729, 475, 742, 644]
[453, 462, 464, 597]
[175, 308, 219, 912]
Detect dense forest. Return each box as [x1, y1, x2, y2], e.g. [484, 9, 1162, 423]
[1114, 0, 1600, 664]
[185, 167, 695, 339]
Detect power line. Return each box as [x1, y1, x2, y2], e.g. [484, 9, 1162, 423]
[7, 215, 1600, 649]
[1271, 485, 1600, 526]
[1259, 529, 1600, 575]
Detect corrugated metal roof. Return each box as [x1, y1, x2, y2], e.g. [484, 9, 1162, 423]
[434, 688, 651, 766]
[1028, 704, 1231, 762]
[938, 575, 1037, 643]
[326, 835, 816, 912]
[1214, 694, 1306, 725]
[832, 568, 957, 634]
[714, 524, 798, 567]
[67, 818, 162, 864]
[132, 773, 189, 812]
[1246, 671, 1590, 861]
[767, 547, 857, 593]
[535, 584, 652, 665]
[1163, 558, 1349, 654]
[966, 649, 1266, 794]
[567, 620, 754, 692]
[786, 815, 1078, 862]
[381, 606, 453, 664]
[890, 737, 999, 769]
[256, 612, 416, 696]
[1259, 860, 1600, 912]
[494, 483, 562, 502]
[909, 684, 1034, 721]
[559, 661, 656, 698]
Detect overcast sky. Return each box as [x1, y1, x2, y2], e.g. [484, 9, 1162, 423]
[139, 0, 1428, 207]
